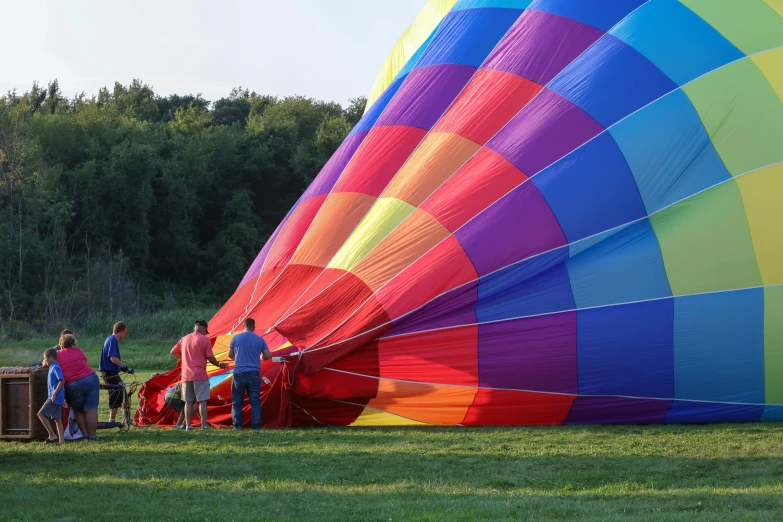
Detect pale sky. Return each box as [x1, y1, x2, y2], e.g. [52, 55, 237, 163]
[1, 0, 425, 105]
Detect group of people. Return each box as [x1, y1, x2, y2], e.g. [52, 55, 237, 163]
[37, 317, 272, 444]
[167, 318, 271, 431]
[37, 322, 132, 445]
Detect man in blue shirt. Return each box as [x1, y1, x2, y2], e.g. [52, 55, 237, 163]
[99, 322, 132, 423]
[228, 318, 271, 430]
[38, 348, 65, 444]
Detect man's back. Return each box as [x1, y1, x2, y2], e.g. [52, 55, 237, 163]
[99, 335, 121, 372]
[173, 332, 214, 382]
[230, 332, 268, 374]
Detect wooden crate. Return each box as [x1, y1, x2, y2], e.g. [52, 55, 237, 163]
[0, 366, 49, 440]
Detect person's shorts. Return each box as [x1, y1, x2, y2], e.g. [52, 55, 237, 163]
[165, 397, 186, 413]
[38, 400, 63, 420]
[183, 381, 210, 403]
[101, 371, 124, 409]
[66, 373, 100, 413]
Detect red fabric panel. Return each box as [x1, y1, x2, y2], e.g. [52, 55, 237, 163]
[275, 271, 376, 351]
[378, 325, 478, 386]
[296, 342, 379, 399]
[333, 126, 428, 196]
[244, 264, 324, 331]
[434, 69, 542, 145]
[281, 268, 348, 323]
[264, 195, 327, 269]
[377, 236, 478, 321]
[421, 148, 527, 233]
[291, 397, 367, 427]
[461, 389, 574, 425]
[208, 268, 281, 338]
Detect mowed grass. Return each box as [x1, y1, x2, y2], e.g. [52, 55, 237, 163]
[1, 423, 782, 521]
[0, 339, 178, 372]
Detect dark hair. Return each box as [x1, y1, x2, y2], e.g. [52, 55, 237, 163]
[61, 329, 73, 337]
[244, 318, 255, 330]
[113, 321, 127, 334]
[61, 334, 77, 348]
[44, 348, 58, 360]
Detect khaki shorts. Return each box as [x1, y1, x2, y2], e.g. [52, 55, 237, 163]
[183, 380, 210, 402]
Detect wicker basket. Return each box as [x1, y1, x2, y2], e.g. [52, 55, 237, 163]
[0, 366, 50, 440]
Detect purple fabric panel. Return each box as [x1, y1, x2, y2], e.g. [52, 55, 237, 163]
[238, 214, 290, 288]
[487, 89, 604, 176]
[387, 283, 478, 337]
[304, 131, 369, 198]
[376, 64, 476, 130]
[478, 311, 577, 394]
[565, 397, 672, 424]
[455, 180, 566, 276]
[484, 10, 603, 85]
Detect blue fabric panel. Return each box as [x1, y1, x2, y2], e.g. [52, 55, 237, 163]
[609, 0, 744, 86]
[667, 402, 764, 423]
[533, 132, 647, 243]
[453, 0, 533, 10]
[610, 89, 732, 213]
[549, 35, 678, 128]
[349, 76, 406, 136]
[416, 8, 523, 69]
[475, 247, 566, 302]
[673, 289, 765, 403]
[576, 299, 674, 398]
[762, 406, 783, 421]
[395, 22, 443, 81]
[566, 220, 671, 308]
[476, 260, 575, 323]
[529, 0, 646, 32]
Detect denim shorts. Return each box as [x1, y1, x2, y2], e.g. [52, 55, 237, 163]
[66, 373, 100, 413]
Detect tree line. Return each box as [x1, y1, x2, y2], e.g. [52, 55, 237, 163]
[0, 79, 365, 337]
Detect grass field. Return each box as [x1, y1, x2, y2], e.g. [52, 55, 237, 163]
[1, 423, 782, 520]
[2, 341, 783, 520]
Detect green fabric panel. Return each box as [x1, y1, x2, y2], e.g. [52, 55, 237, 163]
[650, 179, 761, 295]
[683, 57, 783, 176]
[765, 286, 783, 403]
[679, 0, 783, 55]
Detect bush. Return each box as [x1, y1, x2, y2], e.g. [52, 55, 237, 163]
[80, 308, 218, 340]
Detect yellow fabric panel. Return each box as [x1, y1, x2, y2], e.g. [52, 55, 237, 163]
[764, 0, 783, 17]
[736, 163, 783, 285]
[365, 0, 457, 111]
[349, 407, 428, 426]
[212, 334, 235, 359]
[291, 192, 377, 267]
[752, 48, 783, 103]
[327, 197, 415, 271]
[383, 132, 482, 206]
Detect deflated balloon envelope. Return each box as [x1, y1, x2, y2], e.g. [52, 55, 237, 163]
[138, 0, 783, 428]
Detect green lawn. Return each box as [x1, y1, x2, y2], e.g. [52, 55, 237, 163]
[1, 423, 782, 520]
[0, 339, 177, 372]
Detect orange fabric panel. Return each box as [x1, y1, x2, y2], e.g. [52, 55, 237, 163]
[382, 132, 481, 206]
[333, 126, 428, 196]
[291, 192, 377, 267]
[434, 69, 542, 145]
[421, 148, 528, 233]
[462, 389, 575, 426]
[378, 325, 478, 386]
[366, 378, 477, 425]
[352, 209, 451, 291]
[264, 195, 327, 269]
[377, 235, 478, 321]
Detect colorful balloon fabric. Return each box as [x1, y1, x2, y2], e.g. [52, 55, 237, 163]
[137, 0, 783, 428]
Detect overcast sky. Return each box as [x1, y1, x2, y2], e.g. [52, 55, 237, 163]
[1, 0, 425, 105]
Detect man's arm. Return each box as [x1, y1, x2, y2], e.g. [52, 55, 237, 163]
[170, 340, 182, 359]
[207, 356, 228, 369]
[227, 340, 235, 360]
[261, 347, 272, 361]
[110, 356, 124, 367]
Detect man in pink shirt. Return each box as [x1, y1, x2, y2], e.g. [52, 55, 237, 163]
[171, 320, 228, 430]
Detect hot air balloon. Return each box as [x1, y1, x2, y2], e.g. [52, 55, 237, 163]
[137, 0, 783, 427]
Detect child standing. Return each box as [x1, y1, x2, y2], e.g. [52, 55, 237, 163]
[38, 348, 65, 445]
